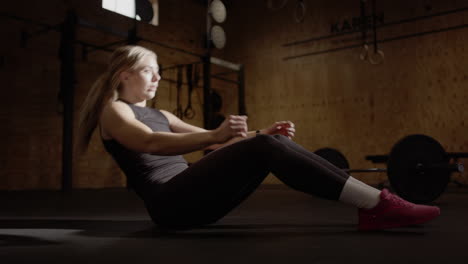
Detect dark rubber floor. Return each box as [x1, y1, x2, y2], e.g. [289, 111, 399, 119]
[1, 186, 467, 264]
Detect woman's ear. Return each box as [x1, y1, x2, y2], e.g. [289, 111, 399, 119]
[119, 71, 131, 82]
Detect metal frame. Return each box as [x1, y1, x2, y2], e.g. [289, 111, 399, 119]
[59, 10, 77, 191]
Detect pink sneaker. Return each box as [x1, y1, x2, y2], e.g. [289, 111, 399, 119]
[358, 189, 440, 231]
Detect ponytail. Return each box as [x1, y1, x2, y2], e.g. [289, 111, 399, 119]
[76, 45, 156, 155]
[76, 73, 115, 154]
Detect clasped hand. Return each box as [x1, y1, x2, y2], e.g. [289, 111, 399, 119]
[214, 116, 296, 143]
[261, 121, 296, 139]
[214, 115, 249, 143]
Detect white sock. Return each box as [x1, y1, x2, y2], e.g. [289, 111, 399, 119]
[339, 177, 381, 209]
[348, 176, 372, 187]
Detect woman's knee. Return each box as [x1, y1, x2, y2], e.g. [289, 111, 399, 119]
[247, 134, 290, 157]
[272, 134, 289, 142]
[251, 134, 280, 147]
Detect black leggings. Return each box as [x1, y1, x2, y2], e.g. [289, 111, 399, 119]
[144, 134, 350, 229]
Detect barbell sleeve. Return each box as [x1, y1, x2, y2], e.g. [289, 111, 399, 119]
[414, 163, 464, 173]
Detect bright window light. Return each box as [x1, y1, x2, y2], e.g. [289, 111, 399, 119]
[102, 0, 139, 20]
[102, 0, 158, 25]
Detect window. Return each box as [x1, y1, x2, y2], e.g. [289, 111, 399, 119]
[102, 0, 158, 26]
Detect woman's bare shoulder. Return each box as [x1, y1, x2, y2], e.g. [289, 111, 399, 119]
[101, 101, 135, 120]
[158, 109, 172, 119]
[100, 101, 136, 140]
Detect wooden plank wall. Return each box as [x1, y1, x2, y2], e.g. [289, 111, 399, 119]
[223, 0, 468, 185]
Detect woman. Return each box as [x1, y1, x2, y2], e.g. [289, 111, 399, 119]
[78, 45, 440, 231]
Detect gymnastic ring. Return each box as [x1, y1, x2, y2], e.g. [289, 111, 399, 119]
[359, 44, 369, 61]
[183, 106, 195, 119]
[294, 0, 306, 23]
[368, 49, 385, 65]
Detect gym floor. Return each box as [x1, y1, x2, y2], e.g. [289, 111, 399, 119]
[1, 185, 467, 264]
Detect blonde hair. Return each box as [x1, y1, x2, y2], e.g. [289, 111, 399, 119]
[77, 45, 156, 154]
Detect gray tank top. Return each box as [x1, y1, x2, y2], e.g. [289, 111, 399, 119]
[102, 103, 188, 190]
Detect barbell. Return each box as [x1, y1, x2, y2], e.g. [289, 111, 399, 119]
[314, 134, 466, 204]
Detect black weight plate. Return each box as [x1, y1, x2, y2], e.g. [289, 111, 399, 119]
[387, 134, 450, 203]
[314, 148, 350, 170]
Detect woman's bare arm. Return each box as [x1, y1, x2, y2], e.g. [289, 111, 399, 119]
[101, 102, 217, 155]
[160, 110, 256, 150]
[100, 102, 247, 155]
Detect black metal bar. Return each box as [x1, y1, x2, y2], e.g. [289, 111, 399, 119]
[360, 0, 367, 45]
[0, 13, 60, 48]
[161, 77, 221, 91]
[20, 30, 28, 48]
[162, 79, 235, 92]
[127, 26, 140, 45]
[284, 25, 363, 47]
[212, 70, 238, 77]
[378, 23, 468, 45]
[283, 43, 363, 60]
[382, 6, 468, 29]
[78, 17, 128, 38]
[446, 153, 468, 158]
[162, 78, 201, 87]
[0, 12, 57, 30]
[344, 163, 463, 173]
[86, 40, 128, 53]
[81, 42, 88, 60]
[415, 163, 464, 173]
[203, 55, 212, 129]
[27, 25, 60, 38]
[76, 40, 114, 53]
[372, 0, 378, 52]
[212, 75, 239, 84]
[345, 168, 387, 173]
[366, 155, 389, 163]
[238, 65, 246, 115]
[59, 10, 77, 192]
[78, 17, 203, 58]
[282, 6, 468, 47]
[1, 12, 205, 60]
[161, 61, 203, 72]
[283, 22, 468, 61]
[141, 38, 203, 58]
[162, 61, 238, 84]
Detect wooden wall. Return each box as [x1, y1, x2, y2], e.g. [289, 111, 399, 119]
[223, 0, 468, 185]
[1, 0, 467, 190]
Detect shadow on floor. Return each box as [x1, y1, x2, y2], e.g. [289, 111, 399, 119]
[0, 218, 428, 245]
[0, 234, 61, 247]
